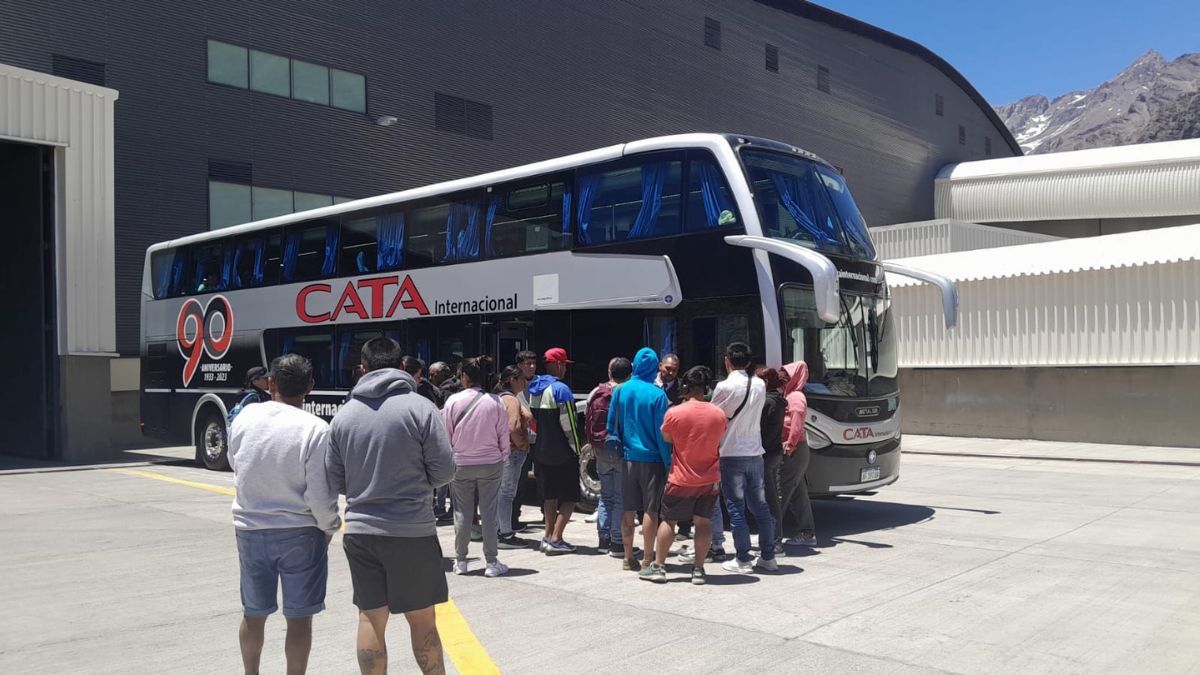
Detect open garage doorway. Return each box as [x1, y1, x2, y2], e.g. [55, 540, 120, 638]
[0, 141, 57, 459]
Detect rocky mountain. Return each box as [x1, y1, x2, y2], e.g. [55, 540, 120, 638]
[996, 50, 1200, 154]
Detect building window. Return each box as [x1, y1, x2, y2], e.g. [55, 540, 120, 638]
[207, 40, 248, 88]
[250, 50, 290, 97]
[817, 65, 831, 93]
[331, 69, 366, 113]
[207, 40, 366, 112]
[765, 44, 779, 72]
[209, 179, 350, 230]
[52, 54, 106, 86]
[935, 93, 944, 117]
[435, 93, 493, 140]
[958, 125, 966, 145]
[292, 60, 330, 105]
[985, 136, 993, 156]
[704, 17, 722, 50]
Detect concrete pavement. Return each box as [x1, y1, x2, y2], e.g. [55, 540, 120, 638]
[1, 438, 1198, 673]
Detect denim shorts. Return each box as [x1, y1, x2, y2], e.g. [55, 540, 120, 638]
[235, 526, 328, 618]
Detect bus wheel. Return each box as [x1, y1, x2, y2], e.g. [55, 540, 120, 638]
[195, 409, 230, 471]
[576, 444, 601, 514]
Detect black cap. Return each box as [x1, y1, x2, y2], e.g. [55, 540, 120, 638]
[245, 366, 268, 387]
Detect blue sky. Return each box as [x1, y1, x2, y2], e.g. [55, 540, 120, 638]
[812, 0, 1200, 105]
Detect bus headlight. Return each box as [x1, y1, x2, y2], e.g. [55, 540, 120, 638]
[807, 427, 832, 450]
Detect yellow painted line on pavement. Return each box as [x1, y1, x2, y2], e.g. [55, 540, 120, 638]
[112, 466, 500, 673]
[112, 468, 235, 495]
[437, 599, 500, 674]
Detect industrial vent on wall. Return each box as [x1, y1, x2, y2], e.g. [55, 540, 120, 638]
[52, 55, 106, 86]
[765, 44, 779, 72]
[208, 159, 253, 184]
[818, 65, 831, 93]
[435, 93, 493, 140]
[704, 18, 722, 50]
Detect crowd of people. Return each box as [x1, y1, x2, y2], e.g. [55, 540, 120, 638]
[224, 337, 813, 674]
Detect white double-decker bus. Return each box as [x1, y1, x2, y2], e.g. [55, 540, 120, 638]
[140, 134, 956, 503]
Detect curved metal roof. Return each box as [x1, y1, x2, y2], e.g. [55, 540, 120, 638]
[755, 0, 1022, 156]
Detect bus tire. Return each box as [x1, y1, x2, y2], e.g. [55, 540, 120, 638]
[195, 408, 230, 471]
[576, 444, 600, 514]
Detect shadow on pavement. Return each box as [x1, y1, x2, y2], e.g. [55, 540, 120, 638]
[0, 445, 192, 476]
[806, 497, 940, 549]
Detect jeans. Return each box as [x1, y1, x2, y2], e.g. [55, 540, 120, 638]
[497, 449, 529, 537]
[720, 455, 775, 562]
[710, 495, 725, 548]
[235, 526, 328, 618]
[433, 484, 450, 516]
[451, 462, 503, 563]
[596, 456, 624, 545]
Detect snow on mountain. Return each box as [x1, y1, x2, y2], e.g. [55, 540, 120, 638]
[996, 50, 1200, 154]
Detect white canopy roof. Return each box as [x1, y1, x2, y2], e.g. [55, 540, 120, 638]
[886, 223, 1200, 287]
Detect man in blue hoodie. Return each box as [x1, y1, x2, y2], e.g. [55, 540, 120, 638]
[527, 347, 584, 555]
[608, 347, 672, 572]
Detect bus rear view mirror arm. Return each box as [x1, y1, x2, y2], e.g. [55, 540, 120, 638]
[881, 262, 959, 329]
[723, 235, 841, 324]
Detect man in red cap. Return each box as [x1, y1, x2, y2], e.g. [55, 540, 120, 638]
[526, 347, 584, 554]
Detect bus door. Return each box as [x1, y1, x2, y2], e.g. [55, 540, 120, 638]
[482, 318, 531, 367]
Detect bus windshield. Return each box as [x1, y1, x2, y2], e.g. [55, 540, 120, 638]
[741, 150, 876, 259]
[781, 286, 897, 398]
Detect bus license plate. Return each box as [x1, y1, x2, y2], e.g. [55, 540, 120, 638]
[860, 466, 881, 482]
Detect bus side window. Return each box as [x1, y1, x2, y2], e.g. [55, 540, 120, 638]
[341, 217, 377, 275]
[281, 220, 339, 283]
[577, 158, 682, 245]
[192, 243, 228, 293]
[151, 248, 188, 299]
[487, 180, 567, 258]
[231, 236, 264, 289]
[280, 330, 335, 389]
[336, 329, 384, 388]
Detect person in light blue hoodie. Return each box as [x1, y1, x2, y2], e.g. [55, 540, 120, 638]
[607, 347, 671, 571]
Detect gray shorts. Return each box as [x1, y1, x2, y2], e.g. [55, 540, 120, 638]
[622, 460, 666, 515]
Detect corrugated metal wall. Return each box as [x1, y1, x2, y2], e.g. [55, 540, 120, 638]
[935, 158, 1200, 223]
[892, 259, 1200, 367]
[0, 0, 1012, 355]
[0, 63, 118, 355]
[873, 219, 1059, 259]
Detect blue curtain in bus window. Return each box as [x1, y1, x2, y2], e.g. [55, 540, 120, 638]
[417, 339, 431, 365]
[769, 173, 840, 248]
[483, 196, 501, 257]
[169, 254, 185, 296]
[152, 253, 173, 298]
[575, 174, 601, 245]
[377, 212, 405, 271]
[698, 162, 734, 228]
[220, 244, 235, 289]
[643, 317, 677, 357]
[321, 225, 340, 277]
[561, 182, 572, 241]
[627, 163, 668, 240]
[443, 202, 481, 262]
[337, 332, 352, 386]
[282, 230, 302, 282]
[231, 244, 244, 288]
[252, 239, 265, 285]
[282, 335, 296, 355]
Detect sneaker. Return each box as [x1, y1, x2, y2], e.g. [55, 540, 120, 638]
[638, 562, 668, 583]
[608, 541, 625, 558]
[544, 539, 576, 555]
[677, 546, 698, 564]
[753, 556, 779, 572]
[436, 513, 454, 525]
[674, 532, 691, 542]
[484, 561, 509, 578]
[784, 532, 818, 547]
[452, 560, 469, 575]
[599, 535, 611, 552]
[710, 547, 728, 563]
[691, 567, 707, 585]
[622, 557, 642, 572]
[584, 512, 599, 523]
[497, 534, 526, 550]
[539, 538, 551, 553]
[721, 558, 754, 574]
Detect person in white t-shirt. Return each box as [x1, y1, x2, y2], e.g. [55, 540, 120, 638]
[709, 342, 777, 575]
[229, 353, 341, 675]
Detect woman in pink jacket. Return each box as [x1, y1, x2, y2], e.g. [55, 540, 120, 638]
[780, 361, 816, 546]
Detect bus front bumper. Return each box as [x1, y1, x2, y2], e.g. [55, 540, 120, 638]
[807, 436, 901, 497]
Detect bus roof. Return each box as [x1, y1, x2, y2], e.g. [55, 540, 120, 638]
[147, 132, 831, 254]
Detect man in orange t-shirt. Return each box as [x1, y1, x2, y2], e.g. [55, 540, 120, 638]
[646, 366, 727, 585]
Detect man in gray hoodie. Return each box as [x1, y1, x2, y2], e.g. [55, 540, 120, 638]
[327, 337, 456, 675]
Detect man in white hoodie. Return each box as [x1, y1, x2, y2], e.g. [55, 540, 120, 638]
[228, 353, 341, 675]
